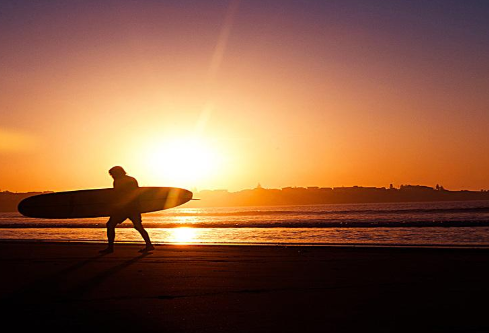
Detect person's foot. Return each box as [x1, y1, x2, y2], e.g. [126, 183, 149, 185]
[139, 245, 155, 253]
[99, 247, 114, 254]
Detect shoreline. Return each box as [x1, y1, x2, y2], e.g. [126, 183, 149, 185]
[3, 239, 489, 250]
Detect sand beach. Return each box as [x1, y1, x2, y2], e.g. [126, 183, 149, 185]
[1, 241, 489, 332]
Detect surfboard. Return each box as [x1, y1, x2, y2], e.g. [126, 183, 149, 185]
[18, 187, 193, 219]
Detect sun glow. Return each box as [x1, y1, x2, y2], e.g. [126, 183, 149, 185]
[141, 137, 222, 188]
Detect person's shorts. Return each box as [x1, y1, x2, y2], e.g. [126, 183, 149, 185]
[109, 211, 142, 226]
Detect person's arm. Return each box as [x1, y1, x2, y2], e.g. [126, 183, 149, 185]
[113, 179, 124, 191]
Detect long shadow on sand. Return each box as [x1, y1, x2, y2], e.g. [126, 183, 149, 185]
[2, 252, 110, 302]
[3, 252, 151, 304]
[63, 252, 151, 301]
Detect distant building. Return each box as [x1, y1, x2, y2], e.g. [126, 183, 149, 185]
[400, 185, 434, 191]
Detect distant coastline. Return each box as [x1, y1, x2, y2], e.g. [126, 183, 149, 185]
[0, 191, 52, 212]
[185, 185, 489, 208]
[2, 185, 489, 211]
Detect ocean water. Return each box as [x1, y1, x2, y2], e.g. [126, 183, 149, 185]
[2, 200, 489, 246]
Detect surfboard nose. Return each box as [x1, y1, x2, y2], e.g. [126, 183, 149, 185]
[183, 189, 193, 202]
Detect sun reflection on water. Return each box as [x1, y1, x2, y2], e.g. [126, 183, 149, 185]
[173, 216, 195, 225]
[168, 227, 196, 244]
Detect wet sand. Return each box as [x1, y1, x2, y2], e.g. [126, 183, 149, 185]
[1, 241, 489, 332]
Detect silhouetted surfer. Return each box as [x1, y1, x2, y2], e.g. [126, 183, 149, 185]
[100, 166, 154, 253]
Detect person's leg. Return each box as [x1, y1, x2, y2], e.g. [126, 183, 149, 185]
[130, 214, 154, 252]
[100, 216, 125, 253]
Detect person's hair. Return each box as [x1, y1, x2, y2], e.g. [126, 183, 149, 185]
[109, 166, 126, 177]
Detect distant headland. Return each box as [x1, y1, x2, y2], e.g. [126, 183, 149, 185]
[0, 191, 52, 212]
[2, 184, 489, 212]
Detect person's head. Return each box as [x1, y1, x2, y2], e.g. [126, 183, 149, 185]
[109, 166, 126, 179]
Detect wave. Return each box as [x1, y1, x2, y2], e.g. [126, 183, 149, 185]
[160, 206, 489, 217]
[2, 220, 489, 229]
[3, 205, 489, 220]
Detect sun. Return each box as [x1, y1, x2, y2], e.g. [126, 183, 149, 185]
[142, 137, 220, 188]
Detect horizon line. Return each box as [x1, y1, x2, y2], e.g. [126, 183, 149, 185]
[2, 183, 489, 194]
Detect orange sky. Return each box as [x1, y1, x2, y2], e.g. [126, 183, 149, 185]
[1, 0, 489, 192]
